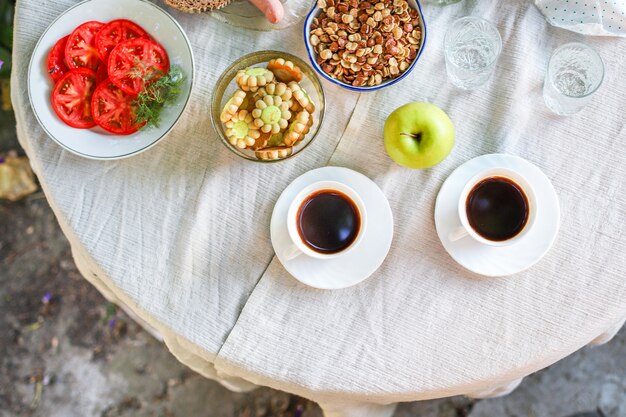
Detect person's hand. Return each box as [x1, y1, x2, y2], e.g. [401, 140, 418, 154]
[248, 0, 284, 23]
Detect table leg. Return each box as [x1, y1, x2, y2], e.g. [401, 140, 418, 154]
[465, 378, 524, 399]
[317, 400, 397, 417]
[589, 318, 626, 346]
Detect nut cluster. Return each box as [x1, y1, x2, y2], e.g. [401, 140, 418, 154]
[310, 0, 421, 87]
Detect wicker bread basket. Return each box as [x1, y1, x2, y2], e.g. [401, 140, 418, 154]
[164, 0, 231, 13]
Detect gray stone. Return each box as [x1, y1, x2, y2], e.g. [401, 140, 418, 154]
[168, 375, 238, 417]
[464, 328, 626, 417]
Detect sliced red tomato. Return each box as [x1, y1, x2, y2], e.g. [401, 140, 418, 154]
[95, 63, 109, 85]
[95, 19, 149, 62]
[47, 35, 70, 82]
[64, 21, 104, 71]
[91, 79, 144, 135]
[51, 68, 97, 129]
[108, 38, 169, 96]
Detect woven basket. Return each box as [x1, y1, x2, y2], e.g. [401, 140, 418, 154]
[164, 0, 232, 13]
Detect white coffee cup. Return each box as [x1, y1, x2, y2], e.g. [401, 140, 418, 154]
[285, 181, 367, 260]
[448, 167, 537, 246]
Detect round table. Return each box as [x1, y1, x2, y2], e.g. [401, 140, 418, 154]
[12, 0, 626, 416]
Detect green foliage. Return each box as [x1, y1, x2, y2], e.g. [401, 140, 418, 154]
[0, 0, 13, 79]
[132, 65, 185, 129]
[0, 47, 10, 78]
[0, 0, 13, 49]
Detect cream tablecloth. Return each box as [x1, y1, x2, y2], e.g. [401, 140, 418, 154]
[12, 0, 626, 415]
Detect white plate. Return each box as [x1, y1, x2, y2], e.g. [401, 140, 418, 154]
[28, 0, 194, 160]
[435, 154, 560, 277]
[271, 167, 394, 290]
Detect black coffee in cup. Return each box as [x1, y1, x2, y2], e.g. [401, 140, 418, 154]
[466, 176, 529, 241]
[297, 189, 360, 254]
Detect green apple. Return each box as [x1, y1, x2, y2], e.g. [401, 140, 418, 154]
[383, 102, 455, 169]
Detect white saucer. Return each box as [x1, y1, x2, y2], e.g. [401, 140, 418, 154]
[434, 154, 560, 277]
[271, 167, 394, 290]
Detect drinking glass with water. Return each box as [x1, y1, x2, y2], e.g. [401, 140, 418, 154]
[444, 16, 502, 90]
[543, 42, 604, 116]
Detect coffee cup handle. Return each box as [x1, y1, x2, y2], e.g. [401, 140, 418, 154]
[448, 226, 469, 242]
[283, 243, 303, 261]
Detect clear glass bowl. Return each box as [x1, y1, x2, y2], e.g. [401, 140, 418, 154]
[211, 51, 326, 163]
[211, 0, 312, 31]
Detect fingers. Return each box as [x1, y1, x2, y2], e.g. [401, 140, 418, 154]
[249, 0, 285, 23]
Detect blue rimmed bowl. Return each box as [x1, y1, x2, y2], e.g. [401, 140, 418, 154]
[303, 0, 427, 92]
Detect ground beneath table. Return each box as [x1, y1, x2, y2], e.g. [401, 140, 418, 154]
[1, 113, 625, 417]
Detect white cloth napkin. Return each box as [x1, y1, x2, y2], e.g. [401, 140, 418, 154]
[535, 0, 626, 36]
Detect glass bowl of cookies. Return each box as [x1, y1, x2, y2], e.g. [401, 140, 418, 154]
[211, 51, 325, 162]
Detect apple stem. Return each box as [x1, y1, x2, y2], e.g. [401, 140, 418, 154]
[400, 132, 422, 144]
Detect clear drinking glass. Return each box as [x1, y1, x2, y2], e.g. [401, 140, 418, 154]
[444, 16, 502, 90]
[543, 42, 604, 116]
